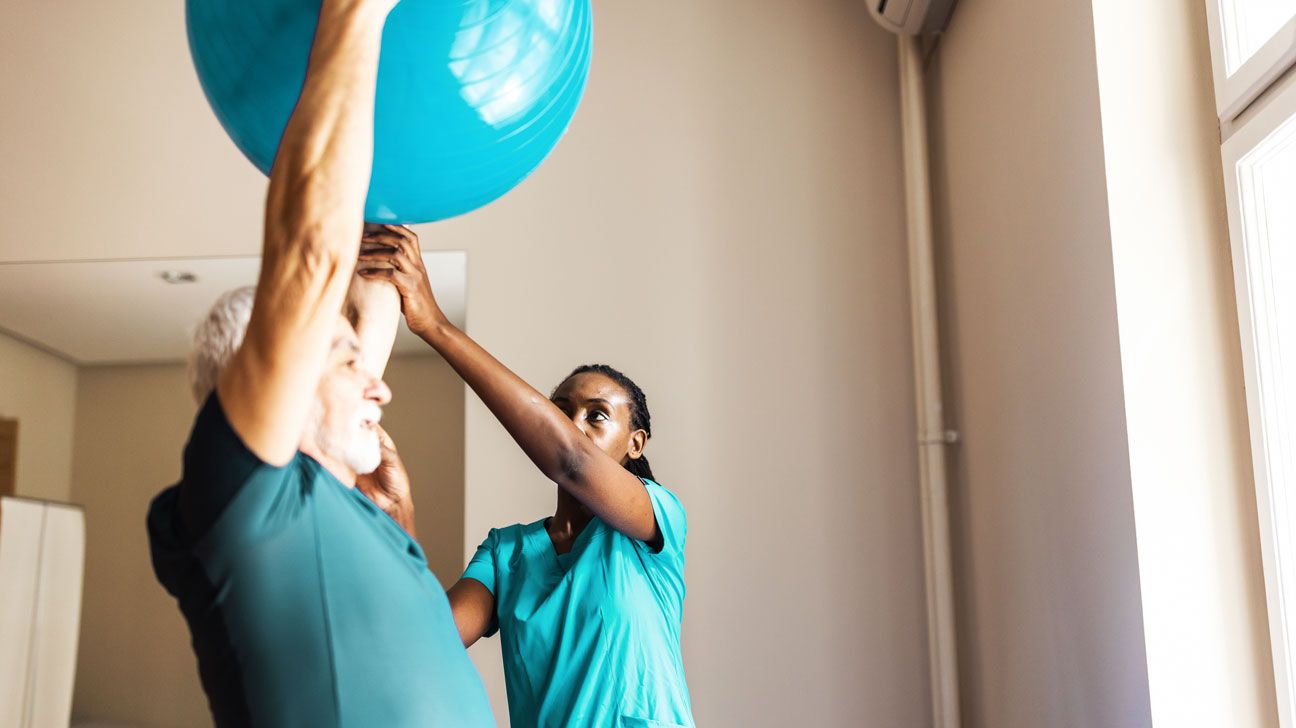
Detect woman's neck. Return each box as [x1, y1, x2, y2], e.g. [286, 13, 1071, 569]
[548, 489, 593, 544]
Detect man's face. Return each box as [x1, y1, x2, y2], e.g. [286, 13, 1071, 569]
[310, 315, 391, 475]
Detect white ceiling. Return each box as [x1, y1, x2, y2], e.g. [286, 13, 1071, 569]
[0, 253, 465, 365]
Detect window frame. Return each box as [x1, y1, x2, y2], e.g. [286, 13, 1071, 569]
[1205, 0, 1296, 121]
[1221, 77, 1296, 728]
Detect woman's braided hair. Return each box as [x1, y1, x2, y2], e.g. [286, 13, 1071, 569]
[560, 364, 655, 482]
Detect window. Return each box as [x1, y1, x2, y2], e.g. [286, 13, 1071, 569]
[1209, 2, 1296, 725]
[1206, 0, 1296, 119]
[1220, 0, 1296, 72]
[1224, 86, 1296, 725]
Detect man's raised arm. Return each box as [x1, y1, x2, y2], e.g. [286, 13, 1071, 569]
[218, 0, 395, 465]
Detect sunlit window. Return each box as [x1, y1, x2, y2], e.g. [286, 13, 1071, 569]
[1214, 7, 1296, 722]
[1218, 0, 1296, 73]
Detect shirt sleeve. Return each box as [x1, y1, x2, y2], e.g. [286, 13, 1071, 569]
[462, 528, 500, 595]
[176, 391, 295, 543]
[643, 479, 688, 559]
[634, 480, 688, 613]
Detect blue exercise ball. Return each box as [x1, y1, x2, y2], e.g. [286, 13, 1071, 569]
[186, 0, 593, 223]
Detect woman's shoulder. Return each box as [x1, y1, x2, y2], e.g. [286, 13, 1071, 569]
[638, 479, 688, 542]
[640, 477, 675, 492]
[474, 518, 546, 551]
[640, 479, 685, 509]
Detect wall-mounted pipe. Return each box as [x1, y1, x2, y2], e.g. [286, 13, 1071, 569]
[897, 33, 962, 728]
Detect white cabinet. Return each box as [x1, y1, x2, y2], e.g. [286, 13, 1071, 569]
[0, 498, 85, 728]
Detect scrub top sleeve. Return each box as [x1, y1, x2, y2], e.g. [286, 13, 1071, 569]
[636, 481, 688, 613]
[462, 528, 500, 595]
[642, 480, 688, 558]
[176, 391, 294, 542]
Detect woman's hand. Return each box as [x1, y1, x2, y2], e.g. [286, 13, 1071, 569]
[356, 225, 447, 337]
[345, 224, 405, 376]
[351, 224, 404, 311]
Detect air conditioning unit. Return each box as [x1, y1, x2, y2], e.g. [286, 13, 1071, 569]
[869, 0, 956, 35]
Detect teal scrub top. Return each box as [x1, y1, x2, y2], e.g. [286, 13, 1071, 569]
[148, 393, 495, 727]
[463, 480, 695, 728]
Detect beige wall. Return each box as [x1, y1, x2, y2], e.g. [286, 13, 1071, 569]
[3, 0, 1279, 724]
[7, 0, 932, 725]
[926, 0, 1154, 725]
[383, 355, 467, 587]
[1091, 1, 1278, 725]
[924, 0, 1279, 724]
[430, 2, 929, 726]
[0, 331, 77, 502]
[68, 356, 464, 727]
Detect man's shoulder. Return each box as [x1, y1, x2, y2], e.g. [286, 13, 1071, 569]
[172, 409, 313, 553]
[147, 481, 180, 527]
[146, 483, 190, 593]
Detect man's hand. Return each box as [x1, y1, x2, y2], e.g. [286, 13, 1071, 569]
[356, 226, 447, 336]
[356, 425, 417, 537]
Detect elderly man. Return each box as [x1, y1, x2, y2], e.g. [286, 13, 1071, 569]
[145, 1, 494, 725]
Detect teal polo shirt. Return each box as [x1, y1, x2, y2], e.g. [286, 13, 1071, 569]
[148, 393, 494, 727]
[463, 480, 694, 728]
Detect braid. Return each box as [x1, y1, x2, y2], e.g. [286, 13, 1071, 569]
[561, 364, 656, 483]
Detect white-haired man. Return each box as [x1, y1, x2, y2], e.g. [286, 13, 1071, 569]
[146, 1, 494, 725]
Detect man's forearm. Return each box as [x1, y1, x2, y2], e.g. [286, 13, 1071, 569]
[265, 0, 391, 264]
[217, 0, 395, 465]
[351, 278, 402, 377]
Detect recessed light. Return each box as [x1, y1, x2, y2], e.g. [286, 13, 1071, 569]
[159, 270, 198, 284]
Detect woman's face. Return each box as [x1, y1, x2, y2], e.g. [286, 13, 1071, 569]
[551, 372, 646, 466]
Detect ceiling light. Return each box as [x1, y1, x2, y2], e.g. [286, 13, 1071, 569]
[159, 270, 198, 284]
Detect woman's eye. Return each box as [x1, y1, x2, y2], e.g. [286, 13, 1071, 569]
[589, 411, 609, 422]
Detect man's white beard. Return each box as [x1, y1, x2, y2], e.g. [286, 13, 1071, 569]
[311, 401, 383, 475]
